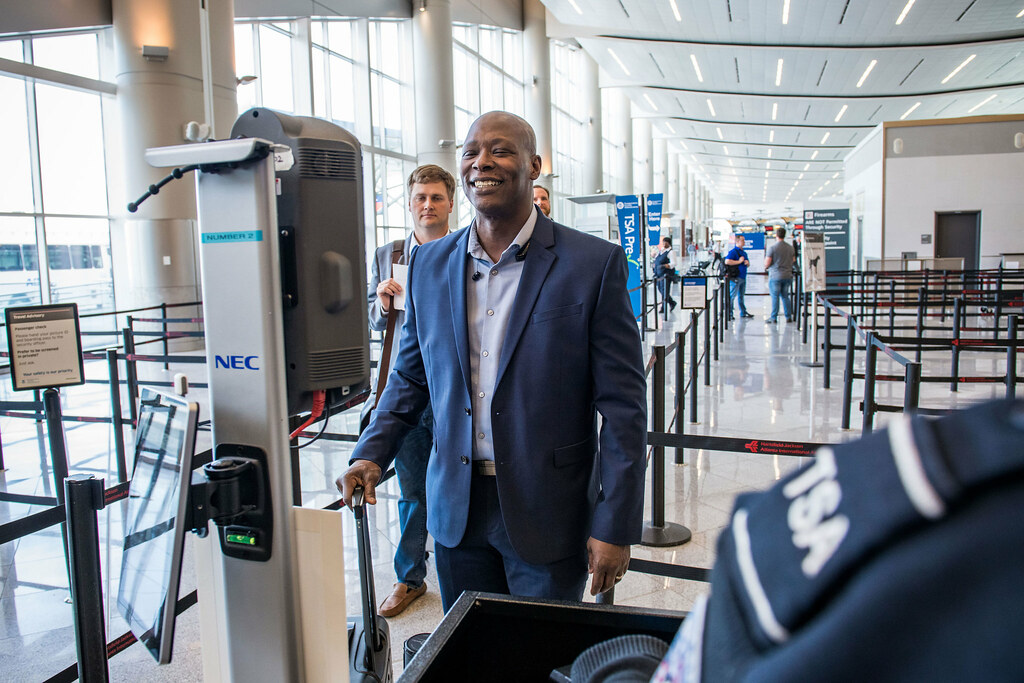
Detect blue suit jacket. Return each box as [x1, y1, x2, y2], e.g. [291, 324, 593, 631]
[352, 210, 647, 565]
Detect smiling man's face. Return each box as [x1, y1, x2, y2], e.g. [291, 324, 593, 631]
[460, 112, 541, 219]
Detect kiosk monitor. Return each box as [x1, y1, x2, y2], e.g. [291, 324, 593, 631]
[116, 388, 199, 664]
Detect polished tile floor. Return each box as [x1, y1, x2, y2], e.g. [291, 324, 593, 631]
[1, 283, 1015, 681]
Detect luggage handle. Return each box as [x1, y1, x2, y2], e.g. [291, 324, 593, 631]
[350, 486, 384, 657]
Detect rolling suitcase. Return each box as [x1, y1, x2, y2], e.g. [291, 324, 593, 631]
[348, 486, 393, 683]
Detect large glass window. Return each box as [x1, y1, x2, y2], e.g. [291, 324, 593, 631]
[0, 31, 115, 322]
[452, 23, 525, 224]
[234, 21, 296, 114]
[551, 40, 586, 223]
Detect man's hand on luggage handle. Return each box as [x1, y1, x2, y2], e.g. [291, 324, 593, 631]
[587, 537, 630, 595]
[337, 460, 382, 507]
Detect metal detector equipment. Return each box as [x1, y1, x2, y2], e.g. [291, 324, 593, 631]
[116, 388, 199, 664]
[139, 108, 370, 680]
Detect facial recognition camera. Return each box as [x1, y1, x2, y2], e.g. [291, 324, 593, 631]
[231, 108, 370, 415]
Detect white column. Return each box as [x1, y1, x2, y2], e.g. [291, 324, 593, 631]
[524, 0, 552, 180]
[667, 151, 679, 216]
[412, 0, 457, 178]
[634, 117, 652, 195]
[612, 91, 632, 194]
[581, 52, 602, 194]
[678, 157, 688, 221]
[112, 0, 237, 310]
[652, 137, 667, 199]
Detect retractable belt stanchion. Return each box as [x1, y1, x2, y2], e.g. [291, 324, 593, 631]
[823, 304, 833, 389]
[903, 363, 921, 414]
[712, 287, 719, 361]
[703, 307, 711, 386]
[64, 474, 110, 683]
[105, 349, 128, 483]
[121, 328, 139, 425]
[641, 345, 691, 548]
[43, 388, 73, 581]
[674, 330, 685, 465]
[841, 317, 856, 429]
[1007, 315, 1018, 398]
[916, 286, 925, 363]
[951, 298, 963, 392]
[689, 312, 698, 425]
[862, 334, 878, 434]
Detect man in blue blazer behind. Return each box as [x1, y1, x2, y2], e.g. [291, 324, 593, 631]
[338, 111, 647, 611]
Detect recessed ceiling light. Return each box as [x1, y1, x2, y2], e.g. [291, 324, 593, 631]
[716, 127, 724, 139]
[769, 129, 775, 142]
[942, 54, 976, 84]
[707, 98, 717, 116]
[821, 132, 830, 144]
[690, 54, 704, 82]
[772, 102, 778, 120]
[680, 140, 688, 150]
[608, 48, 631, 76]
[803, 163, 810, 170]
[811, 150, 819, 159]
[567, 0, 584, 15]
[766, 161, 772, 169]
[856, 60, 877, 88]
[644, 93, 659, 111]
[1018, 7, 1024, 17]
[776, 59, 784, 86]
[834, 104, 849, 122]
[896, 0, 916, 25]
[723, 144, 730, 154]
[782, 0, 791, 24]
[666, 123, 676, 134]
[669, 0, 683, 22]
[767, 148, 773, 158]
[968, 93, 998, 113]
[798, 172, 805, 179]
[900, 101, 922, 120]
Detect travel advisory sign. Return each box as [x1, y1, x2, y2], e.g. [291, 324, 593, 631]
[5, 304, 85, 391]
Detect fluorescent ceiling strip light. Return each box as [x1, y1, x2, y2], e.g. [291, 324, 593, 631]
[608, 48, 631, 76]
[666, 122, 676, 134]
[895, 0, 916, 25]
[1018, 8, 1024, 17]
[690, 54, 704, 82]
[832, 172, 840, 179]
[811, 150, 819, 159]
[567, 0, 584, 15]
[821, 132, 830, 144]
[803, 163, 810, 170]
[644, 93, 659, 111]
[968, 93, 997, 113]
[798, 172, 805, 179]
[669, 0, 683, 22]
[942, 54, 976, 84]
[766, 161, 772, 169]
[769, 130, 775, 142]
[716, 127, 724, 139]
[834, 104, 848, 123]
[782, 0, 791, 24]
[900, 101, 922, 119]
[856, 60, 877, 88]
[707, 98, 717, 116]
[772, 102, 778, 120]
[776, 59, 784, 86]
[723, 145, 730, 154]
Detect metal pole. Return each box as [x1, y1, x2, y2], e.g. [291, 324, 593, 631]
[703, 307, 711, 386]
[122, 327, 139, 426]
[689, 312, 698, 424]
[162, 302, 170, 370]
[903, 362, 921, 414]
[641, 275, 649, 337]
[994, 267, 1003, 340]
[915, 286, 925, 363]
[1007, 314, 1018, 399]
[951, 298, 962, 392]
[888, 281, 896, 337]
[65, 474, 110, 683]
[841, 318, 856, 430]
[674, 331, 685, 465]
[641, 344, 691, 547]
[44, 388, 73, 585]
[811, 295, 820, 363]
[106, 350, 128, 483]
[722, 277, 730, 330]
[823, 303, 832, 389]
[712, 287, 719, 361]
[862, 335, 877, 434]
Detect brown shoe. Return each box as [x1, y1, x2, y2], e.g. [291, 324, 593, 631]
[379, 582, 427, 617]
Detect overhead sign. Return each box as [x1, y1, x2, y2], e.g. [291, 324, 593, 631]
[5, 304, 85, 391]
[682, 276, 707, 309]
[615, 195, 644, 319]
[646, 193, 663, 247]
[802, 232, 826, 293]
[803, 209, 850, 272]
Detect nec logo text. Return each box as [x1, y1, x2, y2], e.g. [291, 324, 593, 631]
[214, 355, 260, 370]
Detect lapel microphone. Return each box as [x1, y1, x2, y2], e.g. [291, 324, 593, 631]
[472, 271, 483, 281]
[515, 238, 532, 262]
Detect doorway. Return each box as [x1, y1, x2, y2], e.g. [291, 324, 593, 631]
[934, 211, 980, 270]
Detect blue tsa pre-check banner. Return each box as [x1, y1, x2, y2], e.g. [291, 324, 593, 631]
[646, 193, 663, 247]
[616, 194, 643, 320]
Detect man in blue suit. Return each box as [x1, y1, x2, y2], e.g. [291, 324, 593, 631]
[337, 111, 647, 611]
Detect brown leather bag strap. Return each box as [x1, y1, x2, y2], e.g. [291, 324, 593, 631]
[373, 239, 406, 409]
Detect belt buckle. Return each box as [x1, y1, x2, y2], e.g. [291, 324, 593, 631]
[473, 460, 496, 476]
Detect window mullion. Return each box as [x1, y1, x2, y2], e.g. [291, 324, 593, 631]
[23, 39, 51, 304]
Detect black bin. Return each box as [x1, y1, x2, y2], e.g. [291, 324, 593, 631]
[398, 592, 685, 682]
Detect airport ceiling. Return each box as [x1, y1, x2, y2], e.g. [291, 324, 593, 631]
[540, 0, 1024, 205]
